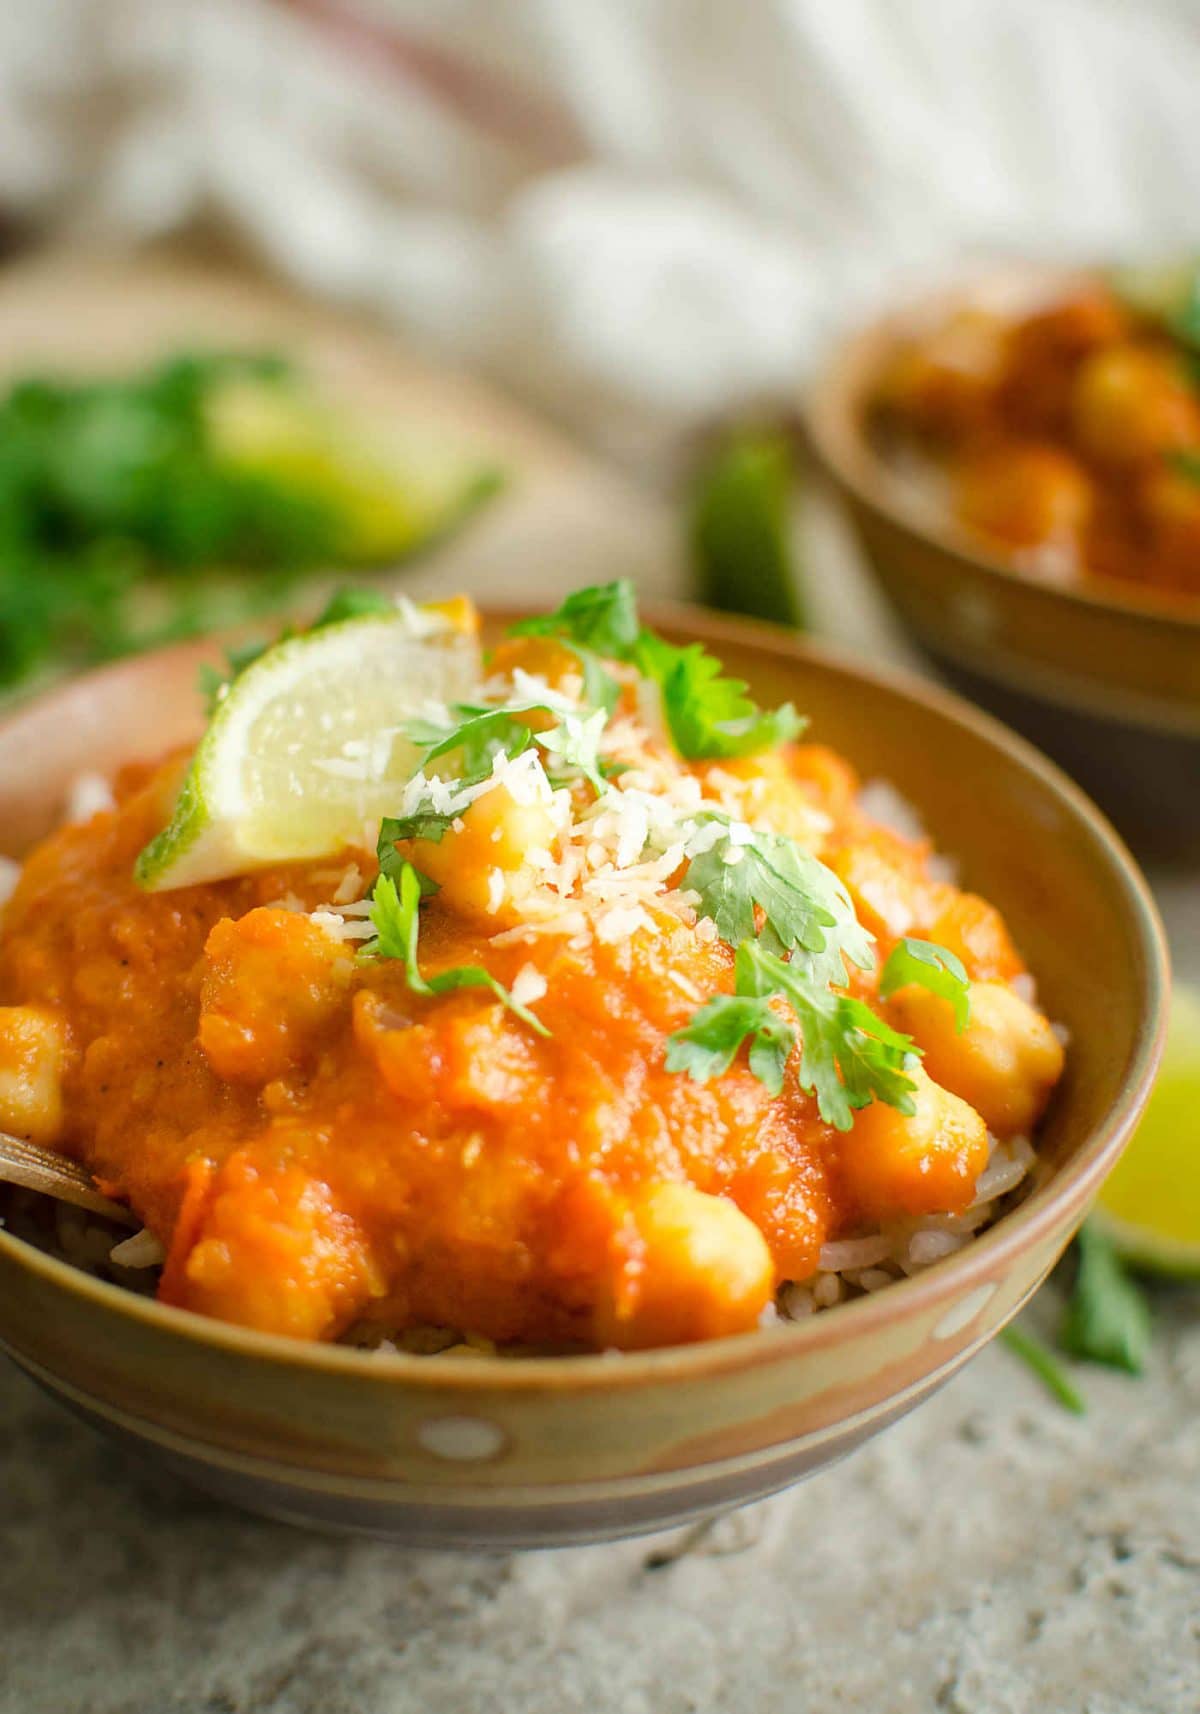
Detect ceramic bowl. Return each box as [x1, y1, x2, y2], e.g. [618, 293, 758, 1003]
[0, 607, 1167, 1547]
[806, 264, 1200, 861]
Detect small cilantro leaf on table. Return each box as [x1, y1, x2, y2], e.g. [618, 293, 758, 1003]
[362, 863, 549, 1036]
[999, 1325, 1087, 1415]
[1060, 1221, 1153, 1375]
[879, 937, 971, 1032]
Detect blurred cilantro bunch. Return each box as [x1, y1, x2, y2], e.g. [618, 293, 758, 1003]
[0, 351, 499, 691]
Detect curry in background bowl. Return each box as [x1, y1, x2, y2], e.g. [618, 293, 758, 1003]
[0, 594, 1166, 1545]
[808, 263, 1200, 858]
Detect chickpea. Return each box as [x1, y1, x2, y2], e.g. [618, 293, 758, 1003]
[876, 307, 1008, 436]
[0, 1005, 68, 1144]
[928, 893, 1022, 984]
[595, 1181, 774, 1349]
[1142, 467, 1200, 594]
[841, 1062, 989, 1220]
[954, 443, 1093, 552]
[199, 908, 354, 1084]
[890, 980, 1063, 1138]
[408, 780, 559, 927]
[1071, 345, 1200, 468]
[486, 634, 584, 696]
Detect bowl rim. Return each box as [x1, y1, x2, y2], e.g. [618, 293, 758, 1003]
[0, 604, 1170, 1394]
[805, 259, 1200, 634]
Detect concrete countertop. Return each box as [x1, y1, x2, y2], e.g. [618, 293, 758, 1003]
[3, 1295, 1198, 1713]
[3, 489, 1198, 1714]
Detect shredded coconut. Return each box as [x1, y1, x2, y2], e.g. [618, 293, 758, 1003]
[65, 772, 115, 823]
[510, 964, 548, 1007]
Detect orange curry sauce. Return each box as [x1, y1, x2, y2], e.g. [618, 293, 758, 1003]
[0, 649, 1063, 1351]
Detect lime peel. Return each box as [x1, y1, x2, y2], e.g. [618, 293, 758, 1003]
[1094, 982, 1200, 1279]
[135, 606, 480, 891]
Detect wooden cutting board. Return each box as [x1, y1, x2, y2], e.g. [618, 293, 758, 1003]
[0, 244, 685, 609]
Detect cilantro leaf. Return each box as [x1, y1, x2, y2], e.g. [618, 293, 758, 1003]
[510, 579, 640, 657]
[1169, 448, 1200, 488]
[999, 1325, 1087, 1415]
[361, 863, 424, 966]
[1060, 1222, 1152, 1375]
[377, 811, 458, 871]
[414, 707, 536, 776]
[665, 993, 794, 1094]
[534, 707, 609, 792]
[407, 698, 610, 795]
[736, 940, 918, 1130]
[362, 864, 549, 1035]
[633, 630, 805, 760]
[879, 937, 971, 1032]
[311, 586, 394, 627]
[685, 822, 873, 983]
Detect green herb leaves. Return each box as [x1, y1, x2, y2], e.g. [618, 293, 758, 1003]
[1060, 1221, 1153, 1375]
[363, 863, 549, 1036]
[671, 815, 899, 1125]
[633, 631, 805, 761]
[685, 822, 872, 983]
[507, 581, 803, 761]
[511, 580, 640, 658]
[666, 938, 917, 1131]
[406, 699, 609, 795]
[999, 1325, 1087, 1415]
[880, 937, 971, 1032]
[665, 992, 794, 1095]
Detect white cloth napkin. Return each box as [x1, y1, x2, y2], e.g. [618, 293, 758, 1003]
[3, 0, 1200, 466]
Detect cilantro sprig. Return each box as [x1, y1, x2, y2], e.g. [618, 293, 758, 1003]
[685, 821, 872, 985]
[1059, 1221, 1152, 1375]
[665, 991, 794, 1095]
[632, 630, 805, 760]
[667, 939, 918, 1131]
[407, 701, 610, 794]
[879, 937, 971, 1032]
[362, 863, 549, 1036]
[507, 580, 803, 761]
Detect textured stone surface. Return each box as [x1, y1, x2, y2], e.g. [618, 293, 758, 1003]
[3, 1288, 1198, 1713]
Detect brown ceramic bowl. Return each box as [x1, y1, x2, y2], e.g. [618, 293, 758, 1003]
[0, 607, 1168, 1547]
[806, 264, 1200, 862]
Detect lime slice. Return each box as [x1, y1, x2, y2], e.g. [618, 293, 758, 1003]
[207, 378, 503, 565]
[1107, 257, 1200, 349]
[1093, 982, 1200, 1277]
[135, 606, 481, 890]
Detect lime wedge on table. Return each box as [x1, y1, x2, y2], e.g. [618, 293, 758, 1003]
[208, 379, 502, 565]
[1093, 984, 1200, 1277]
[135, 607, 480, 891]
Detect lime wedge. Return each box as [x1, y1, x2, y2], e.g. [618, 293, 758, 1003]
[207, 378, 503, 565]
[1093, 982, 1200, 1277]
[135, 606, 481, 890]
